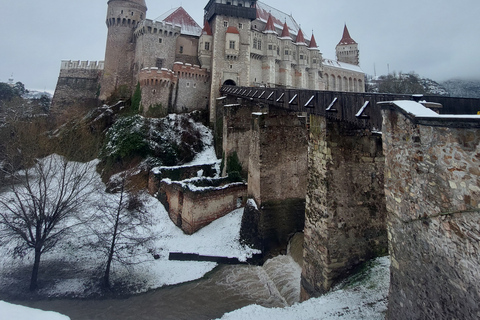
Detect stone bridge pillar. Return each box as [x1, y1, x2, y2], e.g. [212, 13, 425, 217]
[381, 102, 480, 319]
[240, 111, 308, 255]
[301, 114, 387, 299]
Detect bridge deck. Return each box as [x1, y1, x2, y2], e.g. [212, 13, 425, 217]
[221, 86, 480, 130]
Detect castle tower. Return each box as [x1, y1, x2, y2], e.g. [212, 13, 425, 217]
[204, 0, 258, 123]
[100, 0, 147, 101]
[336, 25, 359, 66]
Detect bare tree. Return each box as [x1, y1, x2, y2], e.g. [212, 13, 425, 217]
[0, 154, 98, 290]
[89, 172, 155, 289]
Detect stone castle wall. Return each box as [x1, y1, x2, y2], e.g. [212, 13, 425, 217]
[52, 60, 104, 111]
[139, 63, 210, 115]
[301, 115, 387, 299]
[382, 103, 480, 319]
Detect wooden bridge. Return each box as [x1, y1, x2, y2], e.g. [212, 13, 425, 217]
[221, 85, 480, 130]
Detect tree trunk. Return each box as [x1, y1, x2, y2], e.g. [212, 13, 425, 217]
[30, 246, 42, 291]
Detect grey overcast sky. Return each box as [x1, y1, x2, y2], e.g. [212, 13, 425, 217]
[1, 0, 479, 92]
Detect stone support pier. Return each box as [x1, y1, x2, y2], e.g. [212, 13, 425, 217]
[301, 114, 387, 299]
[381, 102, 480, 319]
[240, 111, 308, 255]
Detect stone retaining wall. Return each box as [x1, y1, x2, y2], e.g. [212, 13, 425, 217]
[382, 103, 480, 319]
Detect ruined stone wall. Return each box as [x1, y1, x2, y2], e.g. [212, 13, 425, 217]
[52, 61, 103, 111]
[159, 180, 247, 234]
[301, 114, 387, 299]
[382, 105, 480, 319]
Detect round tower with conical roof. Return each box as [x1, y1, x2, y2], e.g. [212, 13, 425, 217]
[100, 0, 147, 101]
[336, 25, 359, 66]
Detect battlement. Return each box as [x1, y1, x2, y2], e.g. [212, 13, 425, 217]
[139, 67, 177, 86]
[173, 62, 210, 80]
[60, 60, 104, 70]
[134, 19, 181, 38]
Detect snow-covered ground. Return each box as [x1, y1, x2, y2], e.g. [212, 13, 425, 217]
[0, 301, 70, 320]
[0, 154, 258, 298]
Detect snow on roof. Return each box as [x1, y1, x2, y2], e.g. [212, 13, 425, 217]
[155, 7, 202, 37]
[322, 58, 363, 73]
[255, 1, 300, 36]
[386, 101, 480, 120]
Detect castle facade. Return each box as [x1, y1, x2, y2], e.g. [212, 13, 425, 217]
[53, 0, 364, 120]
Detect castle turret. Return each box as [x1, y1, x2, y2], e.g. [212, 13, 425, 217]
[100, 0, 147, 101]
[336, 25, 359, 66]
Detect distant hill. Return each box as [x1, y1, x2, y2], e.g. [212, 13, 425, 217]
[366, 73, 480, 99]
[440, 79, 480, 98]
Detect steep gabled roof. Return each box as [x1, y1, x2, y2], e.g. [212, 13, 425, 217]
[309, 34, 318, 48]
[264, 14, 277, 34]
[155, 7, 202, 37]
[295, 28, 306, 45]
[202, 20, 213, 36]
[337, 24, 357, 45]
[280, 21, 291, 39]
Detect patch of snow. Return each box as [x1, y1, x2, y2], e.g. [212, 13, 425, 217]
[0, 301, 70, 320]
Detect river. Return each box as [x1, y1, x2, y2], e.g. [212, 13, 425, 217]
[8, 234, 304, 320]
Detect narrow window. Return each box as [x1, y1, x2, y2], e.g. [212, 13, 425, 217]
[205, 42, 210, 50]
[179, 46, 184, 54]
[258, 40, 262, 50]
[224, 21, 228, 27]
[159, 38, 162, 44]
[229, 41, 235, 49]
[239, 23, 243, 29]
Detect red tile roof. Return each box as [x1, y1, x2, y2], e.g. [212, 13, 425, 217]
[264, 14, 277, 33]
[309, 34, 318, 48]
[226, 26, 240, 34]
[155, 7, 202, 37]
[338, 25, 357, 45]
[280, 21, 291, 38]
[202, 20, 212, 36]
[295, 28, 306, 44]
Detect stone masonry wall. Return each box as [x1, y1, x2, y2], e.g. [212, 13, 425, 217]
[159, 180, 247, 234]
[52, 62, 103, 111]
[382, 105, 480, 319]
[301, 114, 387, 300]
[242, 112, 308, 254]
[222, 102, 257, 176]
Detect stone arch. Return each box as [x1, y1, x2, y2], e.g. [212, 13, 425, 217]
[223, 79, 237, 86]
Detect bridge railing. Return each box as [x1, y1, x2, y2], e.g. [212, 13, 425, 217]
[220, 86, 480, 131]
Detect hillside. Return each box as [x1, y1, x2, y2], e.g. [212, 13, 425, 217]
[441, 79, 480, 98]
[366, 73, 480, 98]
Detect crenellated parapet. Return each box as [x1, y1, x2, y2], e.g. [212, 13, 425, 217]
[60, 60, 104, 70]
[173, 62, 209, 81]
[138, 67, 177, 87]
[134, 19, 181, 38]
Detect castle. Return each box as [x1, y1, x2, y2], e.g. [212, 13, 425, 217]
[53, 0, 364, 121]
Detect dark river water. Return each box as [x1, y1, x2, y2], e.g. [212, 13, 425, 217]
[8, 234, 305, 320]
[10, 264, 286, 320]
